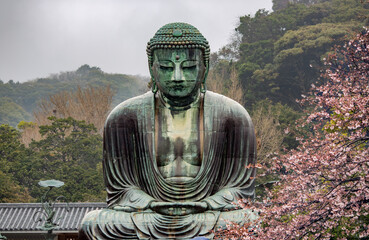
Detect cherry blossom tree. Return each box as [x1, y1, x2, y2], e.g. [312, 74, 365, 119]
[218, 29, 369, 239]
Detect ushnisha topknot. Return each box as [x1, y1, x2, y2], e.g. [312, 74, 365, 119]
[146, 22, 210, 67]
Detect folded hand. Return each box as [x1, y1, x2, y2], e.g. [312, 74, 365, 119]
[150, 201, 208, 216]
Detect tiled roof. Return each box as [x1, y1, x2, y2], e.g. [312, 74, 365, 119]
[0, 202, 106, 233]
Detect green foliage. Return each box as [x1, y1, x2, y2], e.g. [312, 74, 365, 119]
[0, 64, 148, 127]
[34, 117, 101, 165]
[17, 120, 37, 130]
[234, 0, 368, 108]
[0, 170, 33, 203]
[0, 97, 31, 127]
[0, 118, 105, 203]
[29, 117, 105, 202]
[272, 0, 290, 11]
[328, 215, 369, 239]
[239, 40, 274, 69]
[267, 22, 358, 106]
[0, 124, 34, 202]
[0, 124, 26, 173]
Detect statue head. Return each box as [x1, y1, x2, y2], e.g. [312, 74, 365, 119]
[147, 23, 210, 99]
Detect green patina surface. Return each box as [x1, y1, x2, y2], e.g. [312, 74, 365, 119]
[79, 22, 257, 240]
[146, 22, 210, 68]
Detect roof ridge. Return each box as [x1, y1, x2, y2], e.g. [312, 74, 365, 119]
[0, 202, 107, 231]
[0, 202, 107, 208]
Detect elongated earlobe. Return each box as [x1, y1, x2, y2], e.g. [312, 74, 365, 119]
[200, 82, 206, 93]
[152, 79, 158, 94]
[149, 65, 158, 94]
[201, 66, 208, 93]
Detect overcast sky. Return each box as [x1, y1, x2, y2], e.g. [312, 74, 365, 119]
[0, 0, 272, 83]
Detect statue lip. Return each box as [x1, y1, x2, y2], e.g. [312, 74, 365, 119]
[170, 84, 185, 90]
[173, 86, 184, 90]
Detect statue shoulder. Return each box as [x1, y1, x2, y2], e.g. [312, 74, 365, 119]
[106, 91, 153, 123]
[204, 91, 251, 120]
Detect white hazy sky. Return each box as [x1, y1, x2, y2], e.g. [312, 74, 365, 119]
[0, 0, 272, 83]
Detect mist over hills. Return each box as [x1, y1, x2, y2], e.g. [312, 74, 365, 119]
[0, 64, 149, 127]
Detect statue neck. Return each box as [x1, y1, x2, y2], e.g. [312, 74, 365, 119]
[159, 90, 201, 111]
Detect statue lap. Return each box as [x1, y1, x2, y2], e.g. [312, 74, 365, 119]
[79, 208, 257, 239]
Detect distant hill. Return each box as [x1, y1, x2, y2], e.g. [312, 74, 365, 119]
[0, 64, 149, 127]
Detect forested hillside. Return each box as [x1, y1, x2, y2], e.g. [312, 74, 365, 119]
[0, 64, 149, 127]
[212, 0, 368, 109]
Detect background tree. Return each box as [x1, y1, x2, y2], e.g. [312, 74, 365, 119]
[17, 121, 38, 147]
[251, 101, 284, 198]
[0, 117, 105, 203]
[272, 0, 331, 11]
[234, 0, 368, 108]
[0, 124, 33, 202]
[34, 85, 114, 132]
[207, 64, 243, 104]
[221, 29, 369, 239]
[19, 85, 114, 146]
[28, 117, 105, 202]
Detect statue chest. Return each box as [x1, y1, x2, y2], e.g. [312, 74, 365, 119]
[155, 105, 202, 181]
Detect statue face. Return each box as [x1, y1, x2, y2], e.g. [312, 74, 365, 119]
[152, 48, 205, 99]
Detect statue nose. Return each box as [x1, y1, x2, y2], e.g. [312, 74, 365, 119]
[172, 64, 183, 82]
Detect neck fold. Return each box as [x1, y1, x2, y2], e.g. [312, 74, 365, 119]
[159, 90, 200, 111]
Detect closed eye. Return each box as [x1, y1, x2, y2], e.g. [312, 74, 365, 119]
[159, 65, 174, 70]
[182, 61, 198, 70]
[158, 60, 174, 70]
[182, 65, 196, 70]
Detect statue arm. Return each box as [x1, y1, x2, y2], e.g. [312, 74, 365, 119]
[104, 101, 157, 212]
[111, 188, 156, 212]
[201, 188, 244, 211]
[201, 95, 257, 211]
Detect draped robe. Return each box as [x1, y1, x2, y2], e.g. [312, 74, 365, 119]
[79, 91, 257, 239]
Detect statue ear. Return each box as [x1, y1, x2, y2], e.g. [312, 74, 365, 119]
[149, 65, 154, 80]
[149, 66, 158, 94]
[201, 64, 209, 93]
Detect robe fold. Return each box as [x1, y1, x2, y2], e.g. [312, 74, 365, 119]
[80, 91, 257, 239]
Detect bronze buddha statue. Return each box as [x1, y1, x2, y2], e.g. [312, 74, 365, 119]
[79, 22, 257, 239]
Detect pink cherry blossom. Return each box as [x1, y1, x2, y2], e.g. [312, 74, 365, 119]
[218, 29, 369, 239]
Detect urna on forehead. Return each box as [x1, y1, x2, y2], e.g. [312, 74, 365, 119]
[146, 22, 210, 66]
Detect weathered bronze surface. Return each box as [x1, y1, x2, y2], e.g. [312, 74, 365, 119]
[79, 22, 257, 240]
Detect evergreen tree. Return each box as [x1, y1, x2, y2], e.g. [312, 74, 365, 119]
[28, 117, 105, 202]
